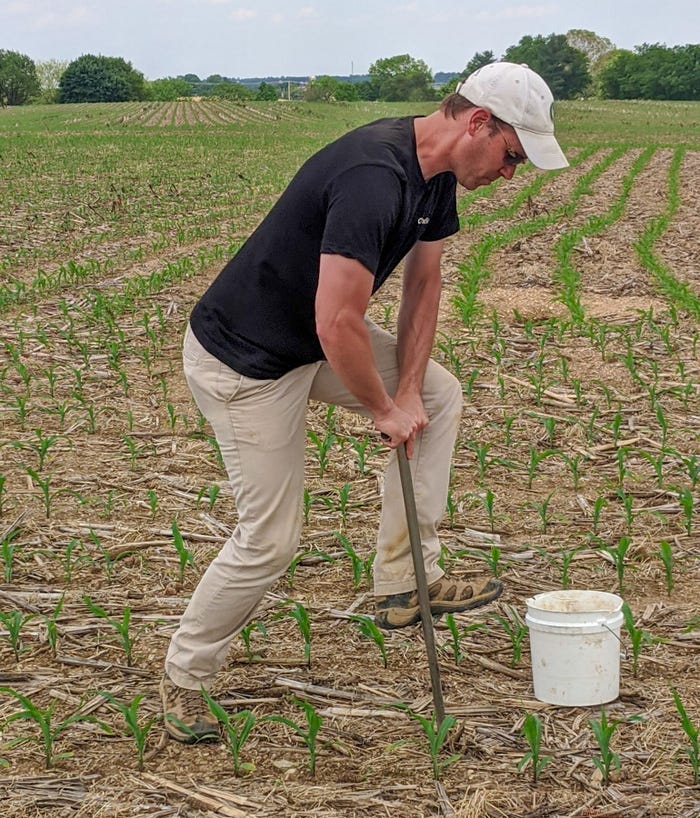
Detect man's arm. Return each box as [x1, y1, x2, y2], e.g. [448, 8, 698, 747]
[394, 239, 445, 453]
[315, 253, 417, 446]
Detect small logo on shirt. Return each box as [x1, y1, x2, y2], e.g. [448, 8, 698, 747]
[417, 216, 430, 225]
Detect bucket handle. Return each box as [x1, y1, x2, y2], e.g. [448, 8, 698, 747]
[599, 619, 627, 660]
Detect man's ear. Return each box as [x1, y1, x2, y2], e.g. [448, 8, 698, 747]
[466, 107, 492, 136]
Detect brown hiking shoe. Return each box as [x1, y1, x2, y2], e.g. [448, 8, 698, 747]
[375, 575, 504, 630]
[160, 674, 219, 743]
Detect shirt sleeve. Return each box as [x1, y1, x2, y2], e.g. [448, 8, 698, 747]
[319, 164, 403, 275]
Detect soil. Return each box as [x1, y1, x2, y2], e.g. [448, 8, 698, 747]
[1, 142, 699, 817]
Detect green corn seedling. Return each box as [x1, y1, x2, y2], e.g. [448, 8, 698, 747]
[12, 429, 60, 471]
[266, 697, 323, 776]
[492, 605, 527, 667]
[592, 495, 607, 535]
[682, 454, 699, 490]
[540, 416, 557, 446]
[671, 687, 700, 784]
[677, 488, 694, 535]
[349, 614, 387, 667]
[603, 535, 631, 593]
[615, 447, 629, 488]
[0, 610, 34, 661]
[658, 540, 674, 595]
[239, 621, 267, 660]
[306, 429, 335, 477]
[443, 613, 485, 665]
[171, 520, 195, 584]
[0, 687, 97, 769]
[41, 594, 65, 657]
[437, 332, 465, 378]
[87, 529, 116, 582]
[482, 489, 497, 533]
[445, 479, 458, 529]
[655, 402, 669, 448]
[467, 440, 492, 483]
[486, 544, 503, 578]
[348, 435, 382, 475]
[336, 482, 352, 530]
[1, 526, 20, 583]
[393, 704, 460, 781]
[147, 489, 158, 517]
[275, 601, 312, 667]
[334, 532, 373, 589]
[530, 492, 554, 534]
[559, 452, 584, 491]
[83, 595, 137, 666]
[26, 467, 53, 518]
[303, 488, 314, 524]
[62, 538, 89, 582]
[640, 449, 666, 488]
[622, 602, 654, 678]
[517, 712, 552, 784]
[202, 689, 256, 775]
[589, 710, 621, 785]
[526, 448, 556, 489]
[100, 692, 157, 771]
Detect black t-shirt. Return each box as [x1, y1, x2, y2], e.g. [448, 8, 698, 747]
[190, 116, 459, 379]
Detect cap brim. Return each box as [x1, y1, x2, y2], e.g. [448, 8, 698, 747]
[514, 127, 569, 170]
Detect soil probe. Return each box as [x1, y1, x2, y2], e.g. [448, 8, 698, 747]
[396, 443, 446, 726]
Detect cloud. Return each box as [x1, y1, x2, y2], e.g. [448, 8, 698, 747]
[298, 6, 318, 18]
[476, 4, 558, 22]
[31, 5, 92, 31]
[229, 7, 256, 21]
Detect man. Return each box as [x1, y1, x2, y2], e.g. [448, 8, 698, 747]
[161, 61, 568, 742]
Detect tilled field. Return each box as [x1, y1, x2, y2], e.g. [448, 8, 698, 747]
[0, 102, 699, 818]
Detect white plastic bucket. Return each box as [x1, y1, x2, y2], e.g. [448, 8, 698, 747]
[525, 590, 623, 707]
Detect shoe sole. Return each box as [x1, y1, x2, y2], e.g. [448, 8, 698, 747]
[376, 579, 504, 630]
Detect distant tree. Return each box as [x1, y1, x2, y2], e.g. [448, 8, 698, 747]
[334, 81, 359, 102]
[59, 54, 147, 103]
[148, 77, 194, 101]
[440, 50, 496, 95]
[465, 50, 496, 76]
[255, 81, 279, 101]
[597, 49, 636, 99]
[0, 49, 40, 106]
[304, 75, 358, 102]
[504, 34, 590, 99]
[354, 80, 379, 100]
[35, 58, 69, 104]
[368, 54, 435, 101]
[305, 75, 340, 102]
[598, 43, 700, 100]
[181, 73, 201, 84]
[210, 81, 253, 101]
[206, 74, 224, 84]
[440, 77, 460, 95]
[565, 29, 615, 69]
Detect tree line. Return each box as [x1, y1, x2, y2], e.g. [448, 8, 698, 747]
[1, 33, 699, 107]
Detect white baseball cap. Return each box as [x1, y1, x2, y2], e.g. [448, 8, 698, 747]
[456, 62, 568, 170]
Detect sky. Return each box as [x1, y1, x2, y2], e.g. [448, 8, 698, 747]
[2, 0, 698, 80]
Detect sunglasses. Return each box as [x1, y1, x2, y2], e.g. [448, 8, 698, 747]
[495, 122, 527, 167]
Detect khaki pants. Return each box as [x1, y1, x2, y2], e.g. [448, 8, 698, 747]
[165, 321, 462, 689]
